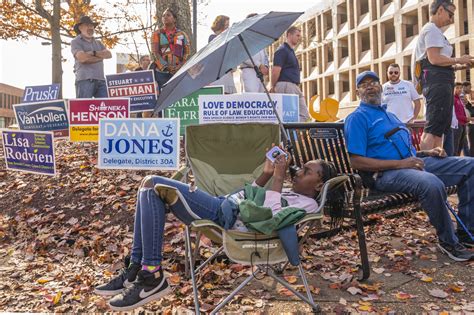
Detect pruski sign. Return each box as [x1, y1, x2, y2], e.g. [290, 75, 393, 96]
[68, 98, 130, 142]
[105, 70, 157, 113]
[98, 118, 180, 170]
[22, 84, 60, 103]
[1, 129, 56, 176]
[13, 100, 69, 138]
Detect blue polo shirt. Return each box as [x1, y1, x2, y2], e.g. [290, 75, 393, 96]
[273, 43, 300, 84]
[344, 102, 416, 160]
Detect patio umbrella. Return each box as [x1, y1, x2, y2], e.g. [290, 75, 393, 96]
[153, 11, 303, 146]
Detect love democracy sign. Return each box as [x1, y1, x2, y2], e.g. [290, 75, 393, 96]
[98, 118, 180, 170]
[106, 70, 157, 113]
[68, 98, 129, 142]
[13, 100, 69, 138]
[198, 93, 299, 124]
[2, 129, 56, 176]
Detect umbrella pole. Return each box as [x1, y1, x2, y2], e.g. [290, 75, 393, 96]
[238, 35, 299, 177]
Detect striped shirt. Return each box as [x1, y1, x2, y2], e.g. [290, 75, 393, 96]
[151, 28, 191, 75]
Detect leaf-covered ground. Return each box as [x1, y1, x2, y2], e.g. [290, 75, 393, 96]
[0, 140, 473, 313]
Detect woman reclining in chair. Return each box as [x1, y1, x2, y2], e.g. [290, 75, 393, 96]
[95, 150, 338, 311]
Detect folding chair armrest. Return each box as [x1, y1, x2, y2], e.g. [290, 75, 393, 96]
[170, 166, 190, 182]
[191, 219, 225, 232]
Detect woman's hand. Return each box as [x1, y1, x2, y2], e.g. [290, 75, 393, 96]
[262, 157, 274, 176]
[273, 155, 288, 180]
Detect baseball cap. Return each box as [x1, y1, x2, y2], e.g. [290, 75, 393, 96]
[356, 71, 380, 87]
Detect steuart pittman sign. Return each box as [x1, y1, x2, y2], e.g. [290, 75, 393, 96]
[198, 93, 299, 124]
[22, 84, 61, 103]
[105, 70, 157, 113]
[68, 98, 130, 142]
[13, 100, 69, 138]
[98, 118, 180, 170]
[1, 129, 56, 176]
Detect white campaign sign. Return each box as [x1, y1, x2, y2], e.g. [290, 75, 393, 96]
[198, 93, 299, 124]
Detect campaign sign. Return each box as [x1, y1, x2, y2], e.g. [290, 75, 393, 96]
[105, 70, 157, 113]
[1, 129, 56, 176]
[198, 93, 299, 124]
[22, 84, 60, 103]
[68, 98, 130, 142]
[163, 86, 224, 135]
[98, 118, 180, 170]
[13, 100, 69, 138]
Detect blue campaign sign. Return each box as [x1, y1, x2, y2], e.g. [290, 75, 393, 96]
[13, 100, 69, 138]
[105, 70, 158, 113]
[1, 129, 56, 176]
[22, 84, 60, 103]
[98, 118, 180, 170]
[282, 94, 299, 123]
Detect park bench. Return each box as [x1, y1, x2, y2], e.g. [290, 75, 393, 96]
[283, 122, 457, 281]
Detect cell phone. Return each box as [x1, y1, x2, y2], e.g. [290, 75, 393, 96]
[266, 146, 288, 162]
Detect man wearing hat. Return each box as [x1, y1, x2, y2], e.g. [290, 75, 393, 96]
[344, 70, 474, 261]
[71, 16, 111, 98]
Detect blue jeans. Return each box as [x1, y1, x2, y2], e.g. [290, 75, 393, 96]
[75, 79, 108, 98]
[374, 156, 474, 245]
[443, 128, 454, 157]
[130, 176, 224, 266]
[154, 70, 173, 93]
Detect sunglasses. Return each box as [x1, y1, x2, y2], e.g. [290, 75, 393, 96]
[389, 71, 399, 75]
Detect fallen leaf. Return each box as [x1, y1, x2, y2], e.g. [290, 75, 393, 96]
[420, 276, 433, 283]
[373, 267, 385, 274]
[52, 291, 62, 305]
[168, 275, 181, 285]
[395, 292, 413, 300]
[448, 285, 464, 293]
[428, 288, 448, 299]
[347, 287, 362, 295]
[285, 275, 298, 284]
[339, 297, 347, 305]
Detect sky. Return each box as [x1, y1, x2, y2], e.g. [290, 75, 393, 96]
[0, 0, 319, 99]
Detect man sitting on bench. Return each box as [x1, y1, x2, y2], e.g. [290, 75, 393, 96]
[344, 70, 474, 262]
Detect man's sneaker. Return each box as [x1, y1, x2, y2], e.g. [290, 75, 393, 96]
[437, 241, 474, 262]
[94, 262, 141, 296]
[109, 269, 171, 311]
[457, 230, 474, 248]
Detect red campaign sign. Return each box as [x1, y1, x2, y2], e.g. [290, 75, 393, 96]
[68, 98, 130, 125]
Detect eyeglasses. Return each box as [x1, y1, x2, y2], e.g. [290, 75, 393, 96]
[388, 71, 399, 75]
[442, 5, 454, 19]
[357, 81, 379, 89]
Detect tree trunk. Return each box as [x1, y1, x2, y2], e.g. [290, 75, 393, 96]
[156, 0, 193, 53]
[51, 0, 63, 97]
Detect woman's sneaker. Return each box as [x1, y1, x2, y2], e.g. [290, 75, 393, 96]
[109, 269, 171, 311]
[437, 241, 474, 262]
[94, 262, 141, 296]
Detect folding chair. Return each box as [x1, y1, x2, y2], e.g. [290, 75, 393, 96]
[155, 123, 348, 314]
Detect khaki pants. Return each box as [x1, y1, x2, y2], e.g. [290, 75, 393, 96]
[274, 81, 310, 122]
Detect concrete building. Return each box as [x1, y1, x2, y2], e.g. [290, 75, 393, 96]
[0, 83, 23, 128]
[268, 0, 474, 118]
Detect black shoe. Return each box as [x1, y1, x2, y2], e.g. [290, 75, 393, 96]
[94, 261, 141, 296]
[437, 241, 474, 262]
[109, 269, 171, 311]
[457, 229, 474, 248]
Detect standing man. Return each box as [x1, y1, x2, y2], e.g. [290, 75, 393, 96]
[71, 16, 112, 98]
[135, 55, 151, 71]
[413, 0, 473, 150]
[270, 26, 310, 122]
[240, 13, 269, 93]
[382, 63, 422, 123]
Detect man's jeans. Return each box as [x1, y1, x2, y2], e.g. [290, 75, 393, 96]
[130, 176, 224, 266]
[75, 79, 108, 98]
[374, 156, 474, 245]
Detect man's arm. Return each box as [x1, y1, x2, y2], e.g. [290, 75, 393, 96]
[96, 49, 112, 59]
[350, 154, 425, 172]
[75, 50, 103, 64]
[270, 66, 281, 92]
[412, 98, 422, 121]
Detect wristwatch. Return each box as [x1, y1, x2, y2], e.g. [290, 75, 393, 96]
[93, 50, 97, 56]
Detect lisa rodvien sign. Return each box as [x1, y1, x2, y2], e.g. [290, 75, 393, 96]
[13, 100, 69, 138]
[98, 118, 180, 170]
[1, 129, 56, 176]
[198, 93, 299, 124]
[68, 98, 130, 142]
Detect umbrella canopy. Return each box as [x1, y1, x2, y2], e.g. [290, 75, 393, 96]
[154, 11, 303, 114]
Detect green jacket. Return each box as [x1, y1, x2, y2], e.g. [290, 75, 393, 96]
[239, 184, 306, 235]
